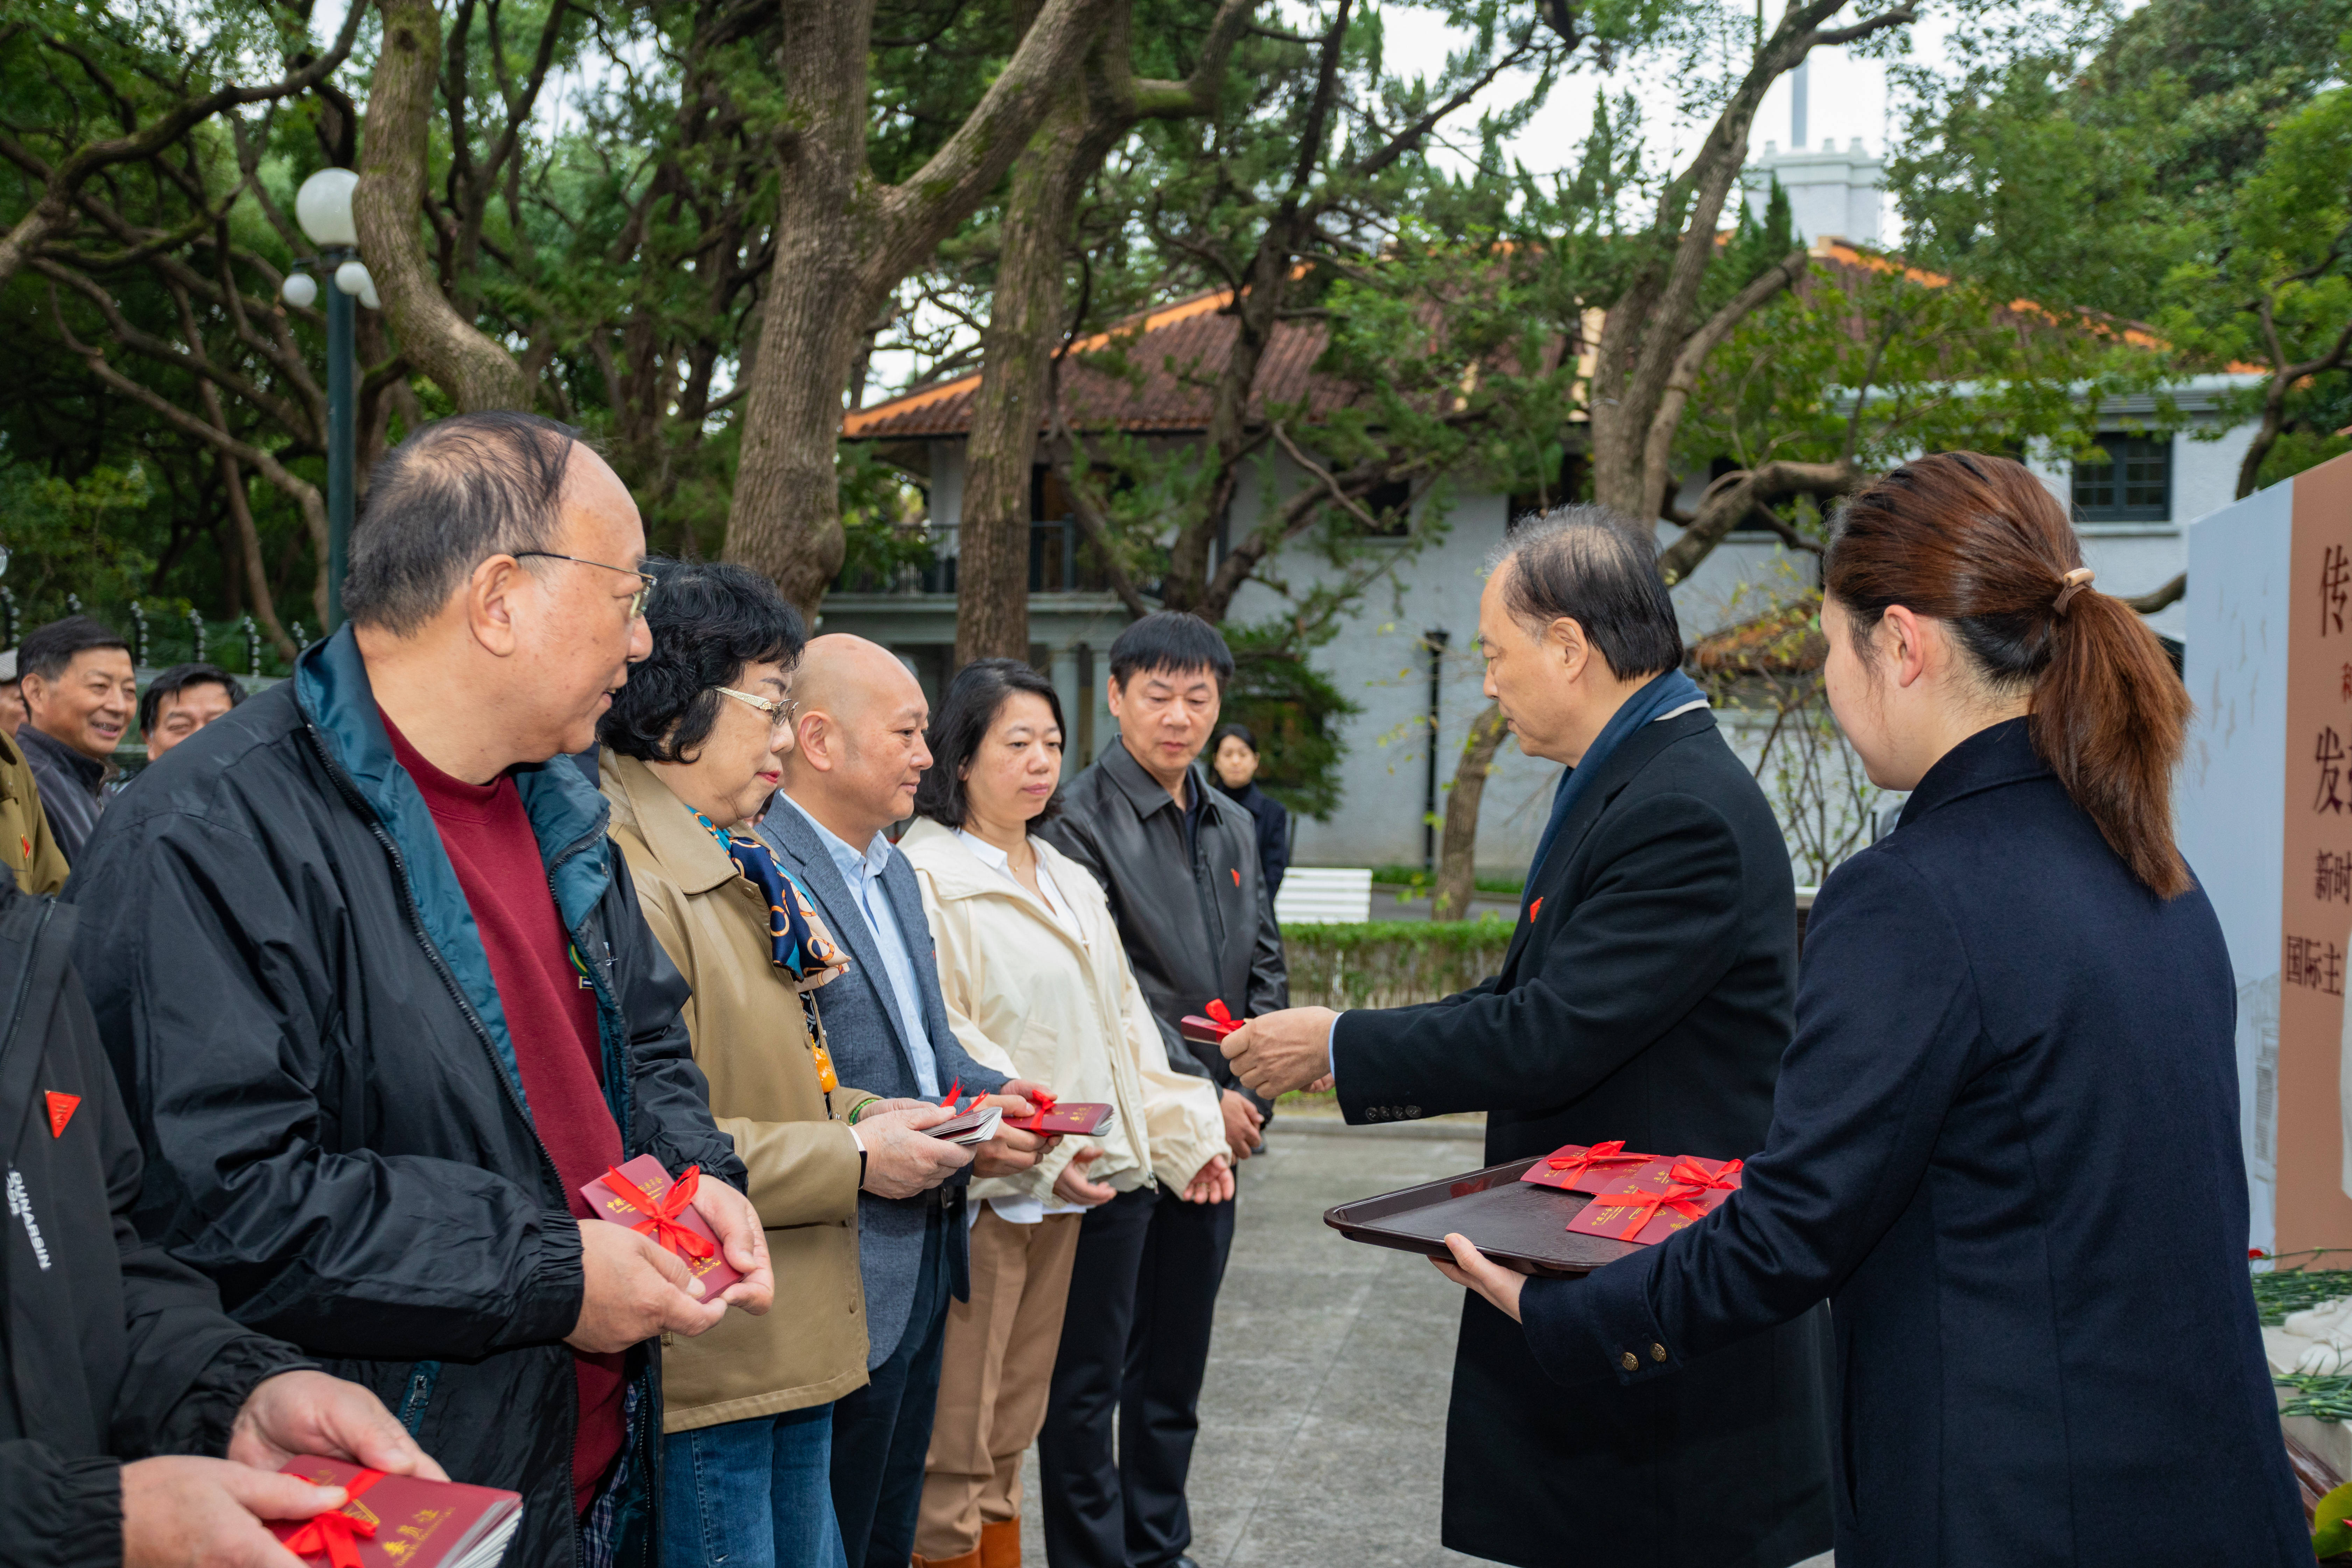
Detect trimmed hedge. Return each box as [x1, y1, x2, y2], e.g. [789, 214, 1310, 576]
[1283, 918, 1515, 1010]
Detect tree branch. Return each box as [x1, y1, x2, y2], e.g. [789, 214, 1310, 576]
[357, 0, 531, 411]
[1656, 458, 1860, 584]
[0, 4, 365, 290]
[1810, 5, 1918, 47]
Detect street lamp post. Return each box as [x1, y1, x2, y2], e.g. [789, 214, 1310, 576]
[282, 168, 376, 636]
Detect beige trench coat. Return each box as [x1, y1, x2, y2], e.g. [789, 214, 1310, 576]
[600, 749, 869, 1432]
[898, 817, 1225, 1204]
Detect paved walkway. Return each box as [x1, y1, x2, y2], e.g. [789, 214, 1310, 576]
[1013, 1116, 1835, 1568]
[1014, 1118, 1492, 1568]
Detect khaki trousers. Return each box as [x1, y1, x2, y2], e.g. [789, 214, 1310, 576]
[914, 1206, 1083, 1560]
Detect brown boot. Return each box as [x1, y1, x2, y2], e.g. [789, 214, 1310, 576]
[911, 1552, 982, 1568]
[979, 1519, 1021, 1568]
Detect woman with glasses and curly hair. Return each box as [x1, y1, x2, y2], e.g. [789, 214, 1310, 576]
[597, 558, 968, 1568]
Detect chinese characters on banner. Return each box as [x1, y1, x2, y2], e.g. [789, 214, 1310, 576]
[2280, 460, 2352, 1240]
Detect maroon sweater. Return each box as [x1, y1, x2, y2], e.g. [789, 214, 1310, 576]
[387, 716, 626, 1514]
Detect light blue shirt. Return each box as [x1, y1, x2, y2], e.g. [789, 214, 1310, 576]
[781, 794, 940, 1098]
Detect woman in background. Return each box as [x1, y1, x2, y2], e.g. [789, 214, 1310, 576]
[1439, 453, 2309, 1566]
[901, 659, 1232, 1568]
[1208, 722, 1286, 902]
[597, 559, 959, 1568]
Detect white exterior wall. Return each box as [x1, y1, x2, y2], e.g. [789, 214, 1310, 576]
[2177, 480, 2295, 1256]
[824, 403, 2267, 880]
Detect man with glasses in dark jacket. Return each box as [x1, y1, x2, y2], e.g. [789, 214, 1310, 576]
[1036, 611, 1287, 1568]
[68, 412, 774, 1568]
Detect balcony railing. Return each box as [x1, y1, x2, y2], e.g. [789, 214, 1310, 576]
[832, 521, 1119, 597]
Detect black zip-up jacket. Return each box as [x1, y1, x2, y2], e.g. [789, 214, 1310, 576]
[0, 867, 315, 1568]
[1040, 738, 1288, 1115]
[65, 628, 746, 1568]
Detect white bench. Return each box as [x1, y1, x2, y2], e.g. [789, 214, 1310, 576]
[1275, 867, 1374, 925]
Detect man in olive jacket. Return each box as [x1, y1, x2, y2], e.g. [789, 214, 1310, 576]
[0, 866, 446, 1568]
[1224, 510, 1831, 1568]
[69, 414, 772, 1568]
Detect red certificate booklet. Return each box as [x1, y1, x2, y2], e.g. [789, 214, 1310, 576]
[1517, 1140, 1654, 1193]
[580, 1155, 743, 1299]
[1177, 999, 1242, 1048]
[1002, 1095, 1116, 1136]
[271, 1456, 522, 1568]
[1563, 1155, 1744, 1246]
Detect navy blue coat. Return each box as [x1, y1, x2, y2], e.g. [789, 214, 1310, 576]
[1522, 718, 2308, 1567]
[1335, 708, 1830, 1568]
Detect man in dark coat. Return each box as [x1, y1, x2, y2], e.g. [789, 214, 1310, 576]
[0, 864, 448, 1568]
[1223, 507, 1831, 1568]
[69, 413, 774, 1568]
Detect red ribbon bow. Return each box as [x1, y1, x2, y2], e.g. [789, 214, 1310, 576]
[1585, 1181, 1708, 1241]
[602, 1164, 715, 1262]
[1544, 1141, 1652, 1185]
[282, 1469, 384, 1568]
[1666, 1157, 1743, 1192]
[1205, 999, 1234, 1025]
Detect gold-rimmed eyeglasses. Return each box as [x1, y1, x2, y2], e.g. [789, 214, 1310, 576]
[713, 686, 800, 734]
[514, 551, 658, 620]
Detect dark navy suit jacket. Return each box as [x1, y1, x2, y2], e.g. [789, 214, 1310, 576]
[1524, 718, 2308, 1567]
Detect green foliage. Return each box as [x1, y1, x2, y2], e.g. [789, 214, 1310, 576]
[1371, 864, 1525, 896]
[2315, 1480, 2352, 1560]
[2249, 1264, 2352, 1326]
[1888, 0, 2352, 494]
[1220, 621, 1362, 822]
[1282, 917, 1516, 1010]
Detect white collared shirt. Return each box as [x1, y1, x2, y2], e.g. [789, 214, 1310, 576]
[779, 793, 940, 1098]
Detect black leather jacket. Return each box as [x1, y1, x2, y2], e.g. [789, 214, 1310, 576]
[1040, 738, 1288, 1115]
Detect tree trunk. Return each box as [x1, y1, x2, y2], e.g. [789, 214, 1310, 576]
[1585, 0, 1902, 537]
[356, 0, 530, 413]
[218, 453, 298, 659]
[722, 0, 1112, 619]
[956, 86, 1101, 665]
[1432, 700, 1510, 921]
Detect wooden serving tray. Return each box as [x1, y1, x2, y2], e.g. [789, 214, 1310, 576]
[1323, 1156, 1646, 1278]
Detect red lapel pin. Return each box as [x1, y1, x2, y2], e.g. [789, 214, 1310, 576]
[45, 1091, 79, 1138]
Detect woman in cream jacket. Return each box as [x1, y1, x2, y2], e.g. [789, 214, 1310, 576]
[899, 659, 1230, 1568]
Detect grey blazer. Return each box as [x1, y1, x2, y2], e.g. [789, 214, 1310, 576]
[757, 797, 1009, 1366]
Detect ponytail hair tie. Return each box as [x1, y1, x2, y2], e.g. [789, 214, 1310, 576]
[2052, 567, 2095, 615]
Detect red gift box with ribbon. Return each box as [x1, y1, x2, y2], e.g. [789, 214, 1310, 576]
[1518, 1139, 1656, 1193]
[270, 1455, 522, 1568]
[1563, 1154, 1745, 1246]
[1178, 998, 1244, 1047]
[580, 1154, 742, 1299]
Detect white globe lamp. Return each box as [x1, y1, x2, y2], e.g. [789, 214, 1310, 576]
[294, 168, 360, 248]
[281, 271, 318, 309]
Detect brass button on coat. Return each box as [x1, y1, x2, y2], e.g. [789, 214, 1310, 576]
[1651, 1343, 1667, 1363]
[1619, 1350, 1640, 1372]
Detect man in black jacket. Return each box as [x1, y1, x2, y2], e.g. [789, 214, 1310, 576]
[69, 413, 772, 1568]
[1222, 509, 1831, 1568]
[1036, 611, 1284, 1568]
[0, 866, 448, 1568]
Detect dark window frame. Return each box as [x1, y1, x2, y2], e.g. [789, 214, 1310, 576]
[2072, 432, 2172, 524]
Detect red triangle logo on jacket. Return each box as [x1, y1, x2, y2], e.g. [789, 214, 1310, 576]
[1231, 867, 1240, 887]
[1527, 896, 1543, 922]
[45, 1091, 79, 1138]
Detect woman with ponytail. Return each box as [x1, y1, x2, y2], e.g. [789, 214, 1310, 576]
[1435, 453, 2309, 1566]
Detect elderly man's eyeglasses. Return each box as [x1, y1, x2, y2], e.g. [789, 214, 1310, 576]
[513, 551, 658, 620]
[713, 686, 800, 734]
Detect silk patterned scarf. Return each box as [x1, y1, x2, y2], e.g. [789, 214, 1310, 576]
[696, 811, 847, 1088]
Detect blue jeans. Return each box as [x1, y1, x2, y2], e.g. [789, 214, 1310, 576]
[662, 1404, 849, 1568]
